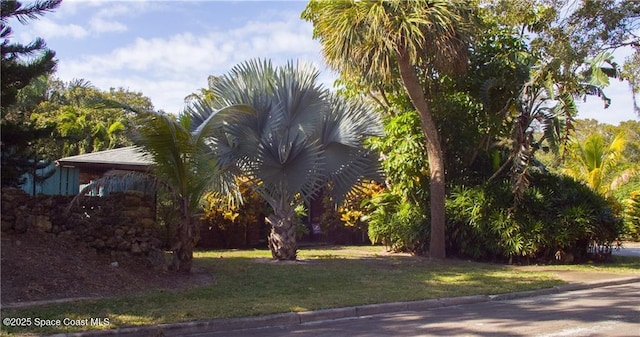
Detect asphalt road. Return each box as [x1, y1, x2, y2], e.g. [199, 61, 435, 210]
[192, 282, 640, 337]
[613, 243, 640, 257]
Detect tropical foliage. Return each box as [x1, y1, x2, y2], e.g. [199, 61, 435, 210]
[306, 0, 637, 259]
[3, 0, 635, 270]
[562, 132, 630, 196]
[200, 178, 269, 249]
[186, 59, 383, 260]
[623, 191, 640, 240]
[133, 110, 248, 272]
[363, 109, 431, 253]
[482, 0, 637, 198]
[305, 180, 385, 245]
[82, 107, 246, 273]
[446, 173, 623, 263]
[29, 78, 153, 160]
[545, 120, 640, 241]
[303, 0, 478, 259]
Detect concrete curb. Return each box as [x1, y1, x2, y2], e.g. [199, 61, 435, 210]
[47, 276, 640, 337]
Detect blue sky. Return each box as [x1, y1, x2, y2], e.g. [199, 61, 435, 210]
[10, 0, 639, 125]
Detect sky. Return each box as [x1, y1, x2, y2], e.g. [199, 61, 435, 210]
[9, 0, 640, 125]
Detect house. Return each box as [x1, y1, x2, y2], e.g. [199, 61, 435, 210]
[58, 146, 153, 196]
[21, 146, 153, 196]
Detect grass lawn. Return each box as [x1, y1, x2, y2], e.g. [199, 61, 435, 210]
[1, 246, 638, 336]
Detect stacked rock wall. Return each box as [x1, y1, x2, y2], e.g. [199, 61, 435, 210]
[1, 188, 162, 259]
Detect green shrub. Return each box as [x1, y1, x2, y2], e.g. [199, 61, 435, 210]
[446, 173, 623, 263]
[364, 190, 430, 254]
[622, 190, 640, 241]
[363, 110, 431, 253]
[200, 179, 269, 249]
[315, 182, 383, 245]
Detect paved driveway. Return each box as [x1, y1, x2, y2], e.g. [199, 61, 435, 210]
[613, 242, 640, 257]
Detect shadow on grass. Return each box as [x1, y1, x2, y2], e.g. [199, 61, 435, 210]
[1, 248, 566, 336]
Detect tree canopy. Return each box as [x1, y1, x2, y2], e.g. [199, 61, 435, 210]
[1, 0, 62, 187]
[303, 0, 478, 259]
[315, 0, 638, 257]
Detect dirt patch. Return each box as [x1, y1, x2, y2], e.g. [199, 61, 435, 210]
[1, 230, 214, 305]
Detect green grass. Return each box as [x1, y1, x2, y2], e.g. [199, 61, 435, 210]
[1, 246, 637, 336]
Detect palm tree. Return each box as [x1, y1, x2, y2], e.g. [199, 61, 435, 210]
[563, 132, 636, 196]
[302, 0, 476, 259]
[80, 108, 246, 273]
[187, 59, 383, 260]
[134, 110, 251, 272]
[504, 51, 625, 199]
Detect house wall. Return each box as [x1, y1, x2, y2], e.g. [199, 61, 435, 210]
[20, 164, 80, 196]
[79, 168, 105, 184]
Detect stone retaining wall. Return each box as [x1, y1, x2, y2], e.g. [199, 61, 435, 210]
[1, 188, 163, 264]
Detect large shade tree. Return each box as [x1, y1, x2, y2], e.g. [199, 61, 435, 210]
[187, 59, 383, 260]
[302, 0, 476, 259]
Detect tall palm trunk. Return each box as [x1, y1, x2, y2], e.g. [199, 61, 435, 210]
[397, 49, 447, 259]
[267, 203, 298, 260]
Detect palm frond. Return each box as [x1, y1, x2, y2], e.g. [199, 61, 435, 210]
[255, 133, 324, 203]
[320, 94, 384, 147]
[195, 58, 384, 211]
[275, 60, 327, 140]
[325, 147, 382, 204]
[479, 78, 499, 108]
[70, 170, 161, 208]
[302, 0, 474, 84]
[132, 110, 239, 211]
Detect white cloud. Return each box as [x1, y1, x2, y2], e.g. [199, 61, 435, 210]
[84, 74, 199, 114]
[94, 3, 136, 18]
[54, 10, 332, 114]
[17, 1, 157, 42]
[87, 2, 151, 33]
[89, 17, 127, 33]
[14, 18, 88, 43]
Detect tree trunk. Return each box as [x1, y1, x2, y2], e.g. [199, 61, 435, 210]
[171, 207, 199, 273]
[266, 203, 298, 260]
[396, 49, 447, 260]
